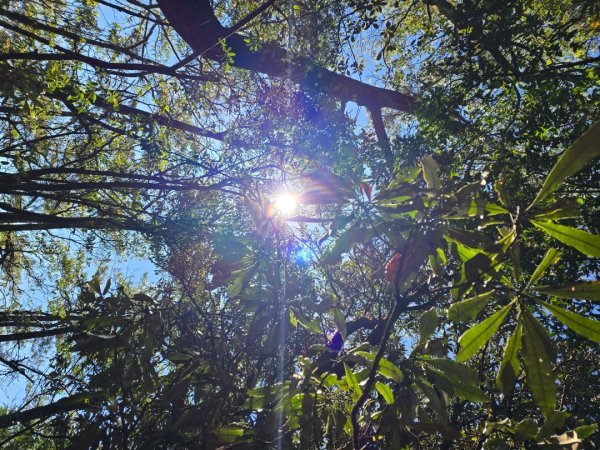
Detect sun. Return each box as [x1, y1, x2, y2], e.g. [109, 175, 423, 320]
[271, 192, 298, 217]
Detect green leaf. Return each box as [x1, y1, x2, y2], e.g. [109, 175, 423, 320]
[375, 381, 395, 405]
[421, 358, 478, 383]
[536, 299, 600, 343]
[536, 281, 600, 301]
[102, 278, 111, 295]
[457, 301, 514, 361]
[515, 419, 539, 440]
[529, 120, 600, 207]
[496, 322, 522, 395]
[355, 351, 404, 383]
[485, 201, 510, 216]
[320, 224, 367, 265]
[214, 426, 246, 443]
[289, 307, 322, 334]
[448, 291, 493, 323]
[522, 309, 556, 417]
[416, 380, 449, 421]
[527, 248, 562, 289]
[536, 411, 570, 440]
[331, 306, 347, 338]
[573, 423, 598, 439]
[421, 358, 487, 401]
[344, 363, 362, 401]
[378, 358, 404, 383]
[421, 155, 441, 190]
[419, 307, 438, 343]
[530, 220, 600, 257]
[533, 198, 582, 221]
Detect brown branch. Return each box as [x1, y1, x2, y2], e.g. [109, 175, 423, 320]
[350, 295, 407, 449]
[369, 107, 393, 167]
[0, 392, 105, 427]
[0, 51, 209, 81]
[156, 0, 415, 112]
[0, 327, 73, 343]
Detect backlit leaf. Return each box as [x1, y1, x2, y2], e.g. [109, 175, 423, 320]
[529, 120, 600, 207]
[375, 381, 395, 405]
[536, 281, 600, 301]
[344, 363, 362, 401]
[527, 248, 562, 289]
[496, 322, 522, 395]
[355, 351, 403, 383]
[530, 220, 600, 257]
[419, 307, 438, 343]
[448, 291, 493, 323]
[522, 309, 556, 417]
[536, 299, 600, 343]
[421, 155, 441, 190]
[421, 357, 487, 401]
[457, 301, 514, 361]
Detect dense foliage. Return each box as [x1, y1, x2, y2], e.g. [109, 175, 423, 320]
[0, 0, 599, 448]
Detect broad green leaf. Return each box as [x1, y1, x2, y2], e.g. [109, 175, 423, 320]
[457, 301, 514, 361]
[515, 419, 539, 440]
[377, 358, 404, 383]
[527, 248, 562, 289]
[573, 423, 598, 439]
[344, 363, 362, 401]
[536, 411, 570, 440]
[88, 278, 102, 295]
[428, 247, 446, 277]
[536, 299, 600, 343]
[420, 358, 478, 384]
[421, 358, 487, 401]
[529, 120, 600, 207]
[289, 307, 322, 334]
[375, 381, 395, 405]
[416, 380, 449, 422]
[485, 202, 510, 216]
[533, 198, 582, 221]
[448, 291, 493, 323]
[321, 224, 368, 265]
[494, 177, 512, 208]
[331, 306, 347, 338]
[522, 309, 556, 417]
[227, 262, 257, 297]
[537, 281, 600, 301]
[444, 379, 487, 402]
[446, 227, 493, 250]
[355, 351, 404, 383]
[214, 426, 246, 443]
[496, 322, 522, 395]
[420, 155, 441, 190]
[530, 220, 600, 257]
[419, 307, 438, 343]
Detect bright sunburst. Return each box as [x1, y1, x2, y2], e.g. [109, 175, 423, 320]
[271, 192, 298, 217]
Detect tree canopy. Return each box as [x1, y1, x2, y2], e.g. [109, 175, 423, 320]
[0, 0, 599, 448]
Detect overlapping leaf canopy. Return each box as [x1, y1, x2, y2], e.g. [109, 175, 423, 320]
[0, 0, 599, 449]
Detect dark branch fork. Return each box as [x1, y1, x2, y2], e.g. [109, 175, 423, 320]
[156, 0, 416, 158]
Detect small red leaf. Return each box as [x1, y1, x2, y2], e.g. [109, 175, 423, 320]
[385, 253, 403, 283]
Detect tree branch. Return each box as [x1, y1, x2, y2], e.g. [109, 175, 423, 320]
[369, 107, 393, 167]
[156, 0, 415, 112]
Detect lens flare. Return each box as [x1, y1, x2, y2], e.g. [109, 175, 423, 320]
[271, 192, 298, 217]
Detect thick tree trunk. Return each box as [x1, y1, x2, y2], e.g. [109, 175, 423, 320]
[156, 0, 415, 113]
